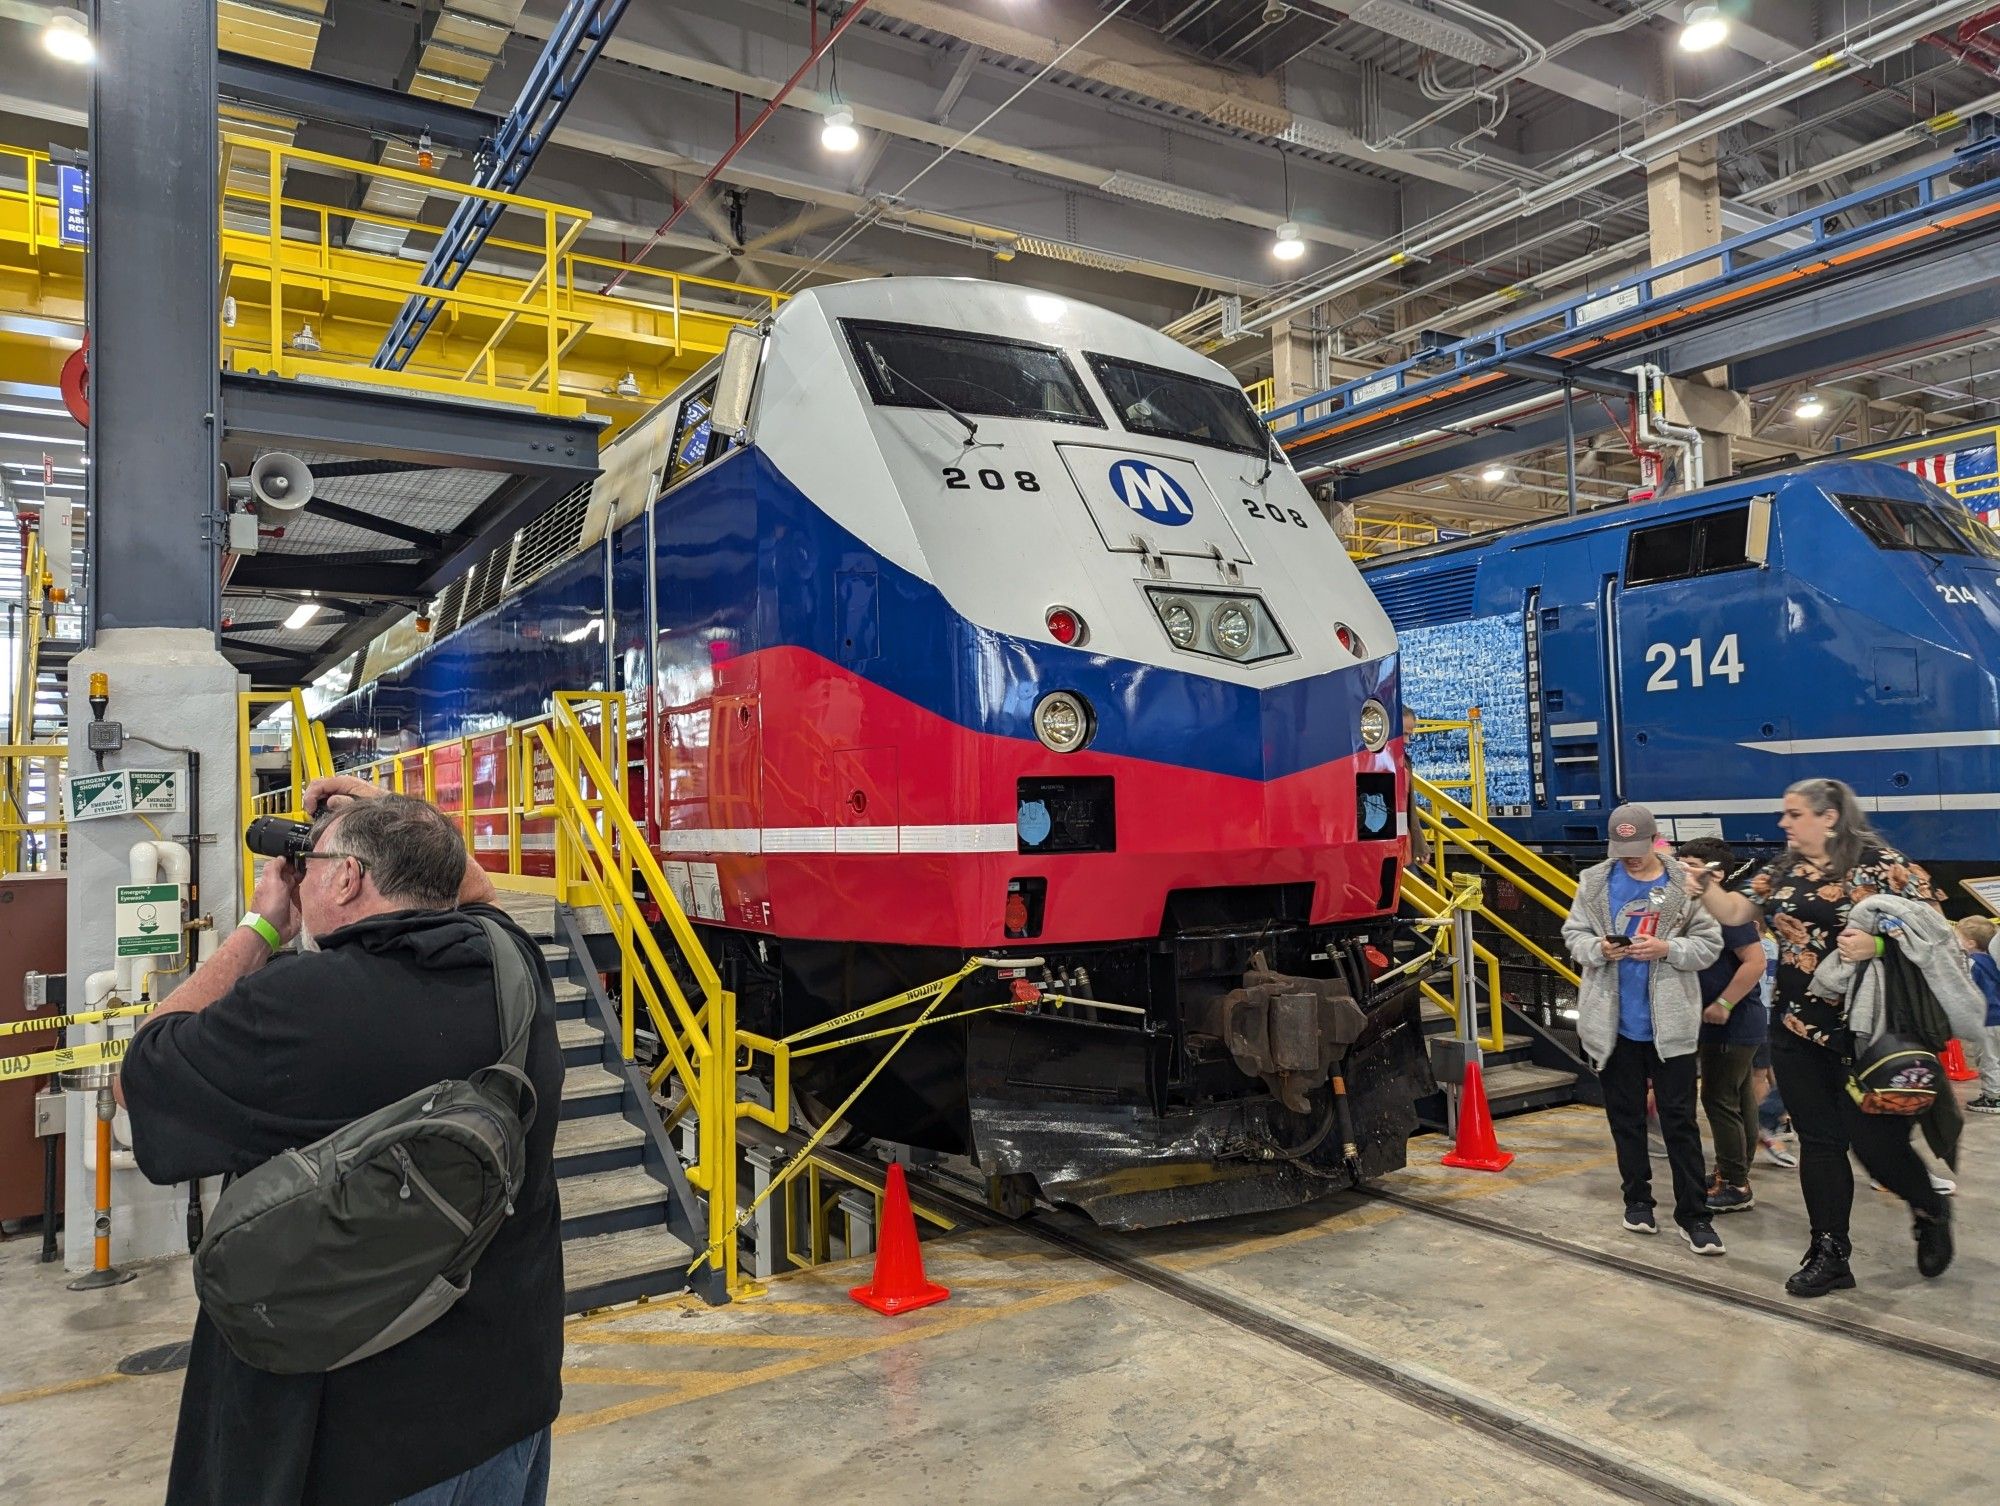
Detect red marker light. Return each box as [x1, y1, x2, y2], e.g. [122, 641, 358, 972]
[1335, 623, 1363, 656]
[1045, 605, 1086, 646]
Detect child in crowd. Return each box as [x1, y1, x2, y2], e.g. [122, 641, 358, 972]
[1958, 915, 2000, 1116]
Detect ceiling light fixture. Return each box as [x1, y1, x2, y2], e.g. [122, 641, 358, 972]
[821, 107, 860, 153]
[1794, 393, 1826, 420]
[1679, 4, 1728, 53]
[615, 371, 641, 399]
[290, 321, 321, 354]
[41, 8, 94, 64]
[1481, 464, 1507, 483]
[283, 601, 322, 631]
[1272, 221, 1306, 261]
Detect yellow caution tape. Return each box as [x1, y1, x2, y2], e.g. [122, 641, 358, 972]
[0, 1004, 150, 1039]
[0, 1034, 131, 1082]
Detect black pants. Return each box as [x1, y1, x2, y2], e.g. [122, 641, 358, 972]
[1770, 1033, 1943, 1238]
[1600, 1036, 1709, 1228]
[1699, 1042, 1760, 1186]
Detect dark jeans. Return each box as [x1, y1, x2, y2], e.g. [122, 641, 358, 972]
[392, 1426, 550, 1506]
[1601, 1036, 1709, 1228]
[1770, 1033, 1944, 1238]
[1699, 1041, 1759, 1186]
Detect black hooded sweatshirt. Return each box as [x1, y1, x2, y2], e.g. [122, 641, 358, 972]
[121, 903, 565, 1506]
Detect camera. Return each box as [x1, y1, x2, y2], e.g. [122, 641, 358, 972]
[245, 815, 316, 872]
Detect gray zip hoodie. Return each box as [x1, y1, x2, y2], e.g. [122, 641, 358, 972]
[1561, 859, 1723, 1069]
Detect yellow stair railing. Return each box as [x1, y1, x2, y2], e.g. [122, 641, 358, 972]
[3, 534, 65, 874]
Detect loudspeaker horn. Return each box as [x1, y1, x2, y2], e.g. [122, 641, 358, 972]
[249, 452, 314, 511]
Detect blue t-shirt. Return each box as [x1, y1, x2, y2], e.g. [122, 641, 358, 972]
[1697, 920, 1768, 1045]
[1971, 951, 2000, 1029]
[1606, 864, 1665, 1042]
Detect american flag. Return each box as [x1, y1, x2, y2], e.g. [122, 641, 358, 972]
[1900, 442, 2000, 526]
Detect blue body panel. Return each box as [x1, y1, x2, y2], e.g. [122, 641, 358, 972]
[1365, 460, 2000, 868]
[329, 448, 1396, 784]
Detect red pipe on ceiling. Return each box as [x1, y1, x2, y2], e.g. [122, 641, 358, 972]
[601, 1, 871, 294]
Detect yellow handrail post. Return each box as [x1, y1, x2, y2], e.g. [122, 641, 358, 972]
[506, 726, 522, 879]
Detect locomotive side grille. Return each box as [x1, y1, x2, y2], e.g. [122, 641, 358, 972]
[430, 577, 469, 640]
[460, 546, 511, 626]
[1368, 563, 1479, 631]
[508, 481, 595, 593]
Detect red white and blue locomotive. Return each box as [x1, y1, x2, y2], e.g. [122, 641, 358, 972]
[328, 278, 1429, 1226]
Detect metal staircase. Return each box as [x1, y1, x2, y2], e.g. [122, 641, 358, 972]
[490, 896, 712, 1311]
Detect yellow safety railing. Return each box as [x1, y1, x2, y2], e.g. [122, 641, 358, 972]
[0, 142, 56, 255]
[1244, 377, 1277, 421]
[3, 534, 65, 874]
[1342, 515, 1450, 559]
[1410, 707, 1488, 821]
[237, 689, 334, 904]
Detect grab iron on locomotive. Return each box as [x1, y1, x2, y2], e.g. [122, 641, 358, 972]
[320, 279, 1431, 1228]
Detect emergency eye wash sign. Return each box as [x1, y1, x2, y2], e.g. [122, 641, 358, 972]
[116, 884, 183, 958]
[63, 768, 184, 822]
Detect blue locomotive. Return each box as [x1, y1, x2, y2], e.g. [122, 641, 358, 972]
[1364, 459, 2000, 895]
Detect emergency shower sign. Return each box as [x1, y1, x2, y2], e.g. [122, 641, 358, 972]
[63, 769, 183, 822]
[115, 883, 182, 958]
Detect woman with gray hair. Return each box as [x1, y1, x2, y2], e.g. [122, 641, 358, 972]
[1684, 778, 1948, 1298]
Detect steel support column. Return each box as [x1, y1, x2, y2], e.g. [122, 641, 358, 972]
[87, 0, 218, 636]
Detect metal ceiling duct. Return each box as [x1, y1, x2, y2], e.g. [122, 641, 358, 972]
[350, 0, 529, 257]
[217, 0, 331, 234]
[1345, 0, 1512, 68]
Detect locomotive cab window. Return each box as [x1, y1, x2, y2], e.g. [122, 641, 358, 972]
[1836, 491, 2000, 560]
[841, 320, 1102, 426]
[666, 380, 735, 489]
[1624, 505, 1756, 586]
[1086, 353, 1273, 457]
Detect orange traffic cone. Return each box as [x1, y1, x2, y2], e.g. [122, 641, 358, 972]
[1942, 1038, 1980, 1083]
[1441, 1060, 1514, 1172]
[849, 1162, 951, 1316]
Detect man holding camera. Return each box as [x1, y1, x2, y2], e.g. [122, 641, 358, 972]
[118, 777, 565, 1506]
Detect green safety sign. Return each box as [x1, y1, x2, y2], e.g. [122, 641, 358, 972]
[116, 882, 183, 958]
[66, 771, 131, 821]
[129, 770, 183, 813]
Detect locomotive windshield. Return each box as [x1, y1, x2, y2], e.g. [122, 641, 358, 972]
[1834, 492, 2000, 560]
[1086, 353, 1272, 457]
[843, 320, 1102, 426]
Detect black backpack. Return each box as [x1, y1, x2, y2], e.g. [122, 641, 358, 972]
[191, 915, 539, 1374]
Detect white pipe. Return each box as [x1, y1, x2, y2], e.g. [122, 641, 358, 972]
[1633, 365, 1705, 494]
[77, 972, 135, 1172]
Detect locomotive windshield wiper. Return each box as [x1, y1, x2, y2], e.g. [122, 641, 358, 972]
[869, 352, 983, 445]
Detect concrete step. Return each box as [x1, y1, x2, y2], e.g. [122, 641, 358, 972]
[553, 979, 588, 1019]
[1483, 1061, 1580, 1115]
[553, 1113, 646, 1176]
[558, 1016, 604, 1050]
[563, 1224, 695, 1315]
[559, 1165, 673, 1239]
[561, 1063, 626, 1115]
[541, 941, 572, 965]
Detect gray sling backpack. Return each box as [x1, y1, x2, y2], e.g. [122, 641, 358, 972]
[191, 914, 541, 1375]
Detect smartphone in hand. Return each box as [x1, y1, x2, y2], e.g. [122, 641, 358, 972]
[1602, 935, 1633, 950]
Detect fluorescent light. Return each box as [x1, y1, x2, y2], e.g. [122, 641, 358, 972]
[0, 432, 84, 447]
[1794, 393, 1826, 420]
[821, 109, 860, 153]
[1272, 221, 1306, 261]
[42, 8, 93, 64]
[283, 602, 322, 631]
[1679, 4, 1727, 52]
[1481, 464, 1507, 483]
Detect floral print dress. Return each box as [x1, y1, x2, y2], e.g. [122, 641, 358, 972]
[1740, 845, 1936, 1050]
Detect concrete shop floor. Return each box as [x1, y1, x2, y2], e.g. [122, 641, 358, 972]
[3, 1103, 1996, 1505]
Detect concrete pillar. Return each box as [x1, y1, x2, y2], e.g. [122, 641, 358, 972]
[64, 631, 242, 1271]
[1646, 123, 1739, 477]
[1271, 315, 1322, 407]
[63, 0, 242, 1271]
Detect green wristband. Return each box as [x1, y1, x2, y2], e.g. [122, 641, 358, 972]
[1874, 935, 1886, 958]
[241, 912, 282, 952]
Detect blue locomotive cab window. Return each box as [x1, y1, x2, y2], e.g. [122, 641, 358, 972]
[1835, 493, 2000, 559]
[666, 380, 734, 489]
[1087, 353, 1273, 457]
[1624, 506, 1752, 586]
[842, 320, 1102, 425]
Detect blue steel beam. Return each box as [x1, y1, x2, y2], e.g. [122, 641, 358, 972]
[373, 0, 630, 372]
[1270, 133, 2000, 470]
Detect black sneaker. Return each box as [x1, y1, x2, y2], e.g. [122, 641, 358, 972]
[1915, 1205, 1954, 1279]
[1622, 1203, 1657, 1235]
[1968, 1095, 2000, 1116]
[1680, 1220, 1726, 1256]
[1705, 1181, 1755, 1214]
[1786, 1233, 1856, 1298]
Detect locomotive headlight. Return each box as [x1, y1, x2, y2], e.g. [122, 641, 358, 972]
[1359, 699, 1389, 752]
[1210, 601, 1254, 659]
[1156, 595, 1198, 649]
[1034, 690, 1093, 753]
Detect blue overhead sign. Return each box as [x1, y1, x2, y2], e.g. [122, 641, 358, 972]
[56, 166, 88, 247]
